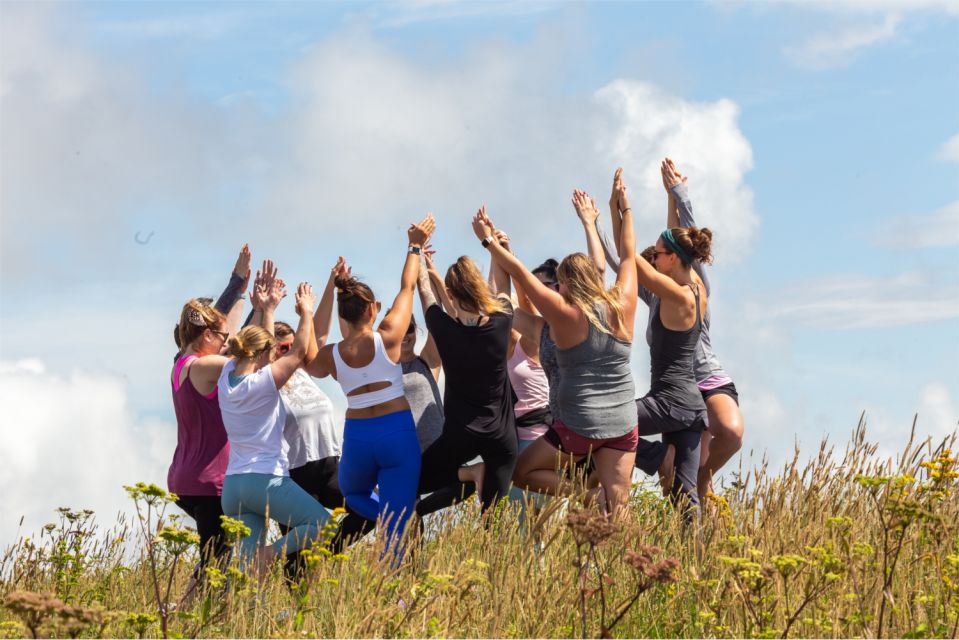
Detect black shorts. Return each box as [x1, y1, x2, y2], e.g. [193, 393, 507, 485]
[636, 395, 707, 436]
[700, 381, 739, 406]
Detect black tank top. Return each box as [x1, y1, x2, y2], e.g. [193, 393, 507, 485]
[648, 284, 707, 411]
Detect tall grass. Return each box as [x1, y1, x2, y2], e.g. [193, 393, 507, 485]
[1, 418, 956, 639]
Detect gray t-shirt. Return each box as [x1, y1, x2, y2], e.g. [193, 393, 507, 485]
[401, 356, 444, 451]
[598, 183, 730, 384]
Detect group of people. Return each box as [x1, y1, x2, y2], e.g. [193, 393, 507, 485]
[167, 160, 745, 575]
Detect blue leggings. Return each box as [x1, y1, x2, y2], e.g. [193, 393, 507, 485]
[339, 410, 421, 558]
[221, 473, 331, 564]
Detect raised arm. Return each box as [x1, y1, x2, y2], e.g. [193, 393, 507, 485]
[663, 158, 710, 293]
[608, 168, 625, 258]
[271, 283, 315, 388]
[309, 258, 344, 363]
[472, 206, 579, 329]
[380, 213, 435, 359]
[607, 172, 639, 334]
[487, 230, 513, 297]
[214, 244, 251, 314]
[253, 260, 285, 337]
[424, 247, 456, 317]
[572, 190, 606, 275]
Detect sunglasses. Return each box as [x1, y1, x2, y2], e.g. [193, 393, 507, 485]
[277, 343, 292, 355]
[651, 250, 673, 260]
[210, 329, 229, 341]
[543, 281, 560, 291]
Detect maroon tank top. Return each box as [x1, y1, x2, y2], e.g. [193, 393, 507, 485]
[167, 354, 230, 496]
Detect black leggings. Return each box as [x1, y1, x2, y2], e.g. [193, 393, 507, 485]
[175, 495, 229, 570]
[633, 396, 705, 519]
[417, 426, 518, 515]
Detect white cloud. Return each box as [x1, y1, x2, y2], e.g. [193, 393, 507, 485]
[267, 32, 757, 265]
[0, 3, 268, 281]
[769, 271, 959, 329]
[938, 133, 959, 163]
[874, 200, 959, 249]
[783, 14, 901, 70]
[366, 0, 561, 28]
[0, 360, 175, 548]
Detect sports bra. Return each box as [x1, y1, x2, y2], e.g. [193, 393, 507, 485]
[332, 331, 406, 409]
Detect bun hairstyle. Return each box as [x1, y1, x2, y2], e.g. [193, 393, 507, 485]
[668, 227, 714, 265]
[557, 253, 625, 334]
[640, 245, 656, 265]
[273, 321, 294, 339]
[532, 258, 559, 282]
[175, 299, 226, 350]
[227, 326, 275, 360]
[444, 256, 510, 316]
[334, 274, 376, 325]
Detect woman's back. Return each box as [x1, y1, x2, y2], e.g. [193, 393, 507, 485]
[555, 305, 635, 439]
[218, 359, 289, 476]
[426, 302, 514, 436]
[648, 286, 706, 411]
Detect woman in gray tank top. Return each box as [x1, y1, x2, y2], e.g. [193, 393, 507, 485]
[472, 169, 640, 518]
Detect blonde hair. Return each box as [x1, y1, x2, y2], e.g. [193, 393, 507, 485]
[175, 299, 226, 350]
[227, 326, 276, 360]
[557, 253, 625, 334]
[445, 256, 510, 316]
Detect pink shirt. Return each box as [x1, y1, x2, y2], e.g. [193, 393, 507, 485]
[168, 355, 230, 496]
[507, 340, 551, 440]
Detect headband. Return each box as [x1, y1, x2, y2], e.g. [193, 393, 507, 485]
[660, 229, 693, 265]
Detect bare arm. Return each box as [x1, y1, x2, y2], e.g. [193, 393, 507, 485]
[608, 168, 624, 257]
[310, 259, 343, 363]
[572, 189, 605, 275]
[472, 207, 579, 329]
[511, 306, 545, 344]
[272, 283, 315, 388]
[419, 332, 442, 381]
[487, 230, 513, 297]
[607, 172, 639, 339]
[380, 214, 435, 358]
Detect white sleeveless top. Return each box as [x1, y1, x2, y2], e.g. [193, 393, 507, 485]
[332, 332, 406, 409]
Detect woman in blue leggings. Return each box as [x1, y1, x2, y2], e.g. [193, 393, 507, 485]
[306, 213, 435, 561]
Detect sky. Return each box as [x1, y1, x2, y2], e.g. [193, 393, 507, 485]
[1, 0, 957, 546]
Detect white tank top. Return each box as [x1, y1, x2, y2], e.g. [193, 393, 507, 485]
[332, 332, 406, 409]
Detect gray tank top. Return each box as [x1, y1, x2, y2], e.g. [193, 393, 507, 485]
[401, 357, 444, 451]
[555, 305, 636, 438]
[539, 322, 561, 422]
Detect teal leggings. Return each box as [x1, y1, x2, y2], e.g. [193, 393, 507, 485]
[221, 473, 331, 563]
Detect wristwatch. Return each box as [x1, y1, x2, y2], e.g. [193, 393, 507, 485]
[408, 245, 422, 255]
[481, 236, 494, 248]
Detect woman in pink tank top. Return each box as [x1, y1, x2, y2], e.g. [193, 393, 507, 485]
[169, 298, 233, 570]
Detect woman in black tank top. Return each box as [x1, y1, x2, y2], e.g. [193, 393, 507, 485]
[615, 196, 714, 518]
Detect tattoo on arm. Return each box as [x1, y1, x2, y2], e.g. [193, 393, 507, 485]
[418, 255, 438, 310]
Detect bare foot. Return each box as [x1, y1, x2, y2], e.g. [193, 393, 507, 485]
[459, 463, 485, 502]
[658, 444, 676, 496]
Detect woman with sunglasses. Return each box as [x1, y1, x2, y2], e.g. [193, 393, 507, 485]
[596, 163, 713, 518]
[658, 159, 744, 503]
[475, 175, 640, 518]
[305, 214, 435, 561]
[168, 298, 233, 572]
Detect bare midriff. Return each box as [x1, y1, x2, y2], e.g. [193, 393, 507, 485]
[345, 395, 411, 420]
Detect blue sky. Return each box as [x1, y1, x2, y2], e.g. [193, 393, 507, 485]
[1, 0, 957, 545]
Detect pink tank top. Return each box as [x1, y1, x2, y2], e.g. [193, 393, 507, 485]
[507, 340, 551, 440]
[168, 355, 230, 496]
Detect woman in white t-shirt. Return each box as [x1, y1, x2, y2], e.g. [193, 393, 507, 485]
[218, 282, 330, 572]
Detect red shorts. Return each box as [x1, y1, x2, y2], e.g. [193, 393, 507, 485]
[544, 419, 639, 456]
